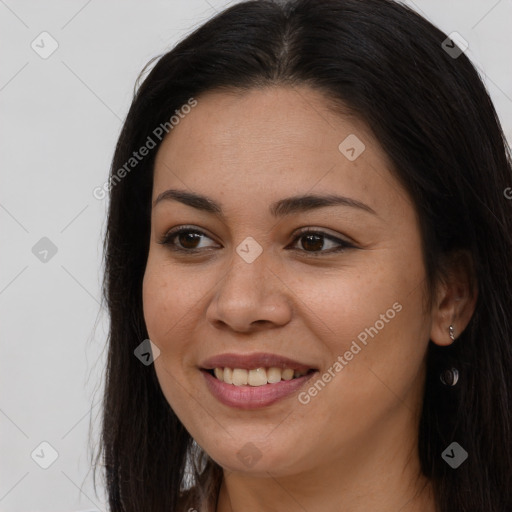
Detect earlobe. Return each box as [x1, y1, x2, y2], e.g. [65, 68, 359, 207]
[429, 250, 478, 347]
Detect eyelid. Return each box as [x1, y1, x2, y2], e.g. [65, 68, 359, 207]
[158, 225, 357, 254]
[292, 226, 357, 247]
[158, 225, 219, 248]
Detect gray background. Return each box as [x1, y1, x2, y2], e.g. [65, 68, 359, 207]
[1, 1, 511, 510]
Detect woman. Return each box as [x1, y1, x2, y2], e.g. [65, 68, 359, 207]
[94, 0, 512, 510]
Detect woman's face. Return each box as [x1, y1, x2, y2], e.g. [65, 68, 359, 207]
[142, 86, 432, 477]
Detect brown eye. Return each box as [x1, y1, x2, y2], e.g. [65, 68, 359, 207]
[158, 227, 217, 252]
[290, 229, 355, 255]
[158, 226, 355, 256]
[300, 233, 325, 252]
[176, 231, 202, 250]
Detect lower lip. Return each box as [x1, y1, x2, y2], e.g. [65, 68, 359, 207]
[201, 370, 317, 410]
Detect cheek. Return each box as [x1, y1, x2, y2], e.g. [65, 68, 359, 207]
[141, 254, 217, 388]
[142, 259, 190, 382]
[288, 261, 422, 352]
[142, 265, 171, 341]
[142, 261, 199, 417]
[289, 252, 429, 401]
[142, 255, 203, 342]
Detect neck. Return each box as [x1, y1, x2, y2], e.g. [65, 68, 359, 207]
[213, 412, 435, 512]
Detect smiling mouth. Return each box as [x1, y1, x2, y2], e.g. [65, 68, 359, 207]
[204, 367, 317, 386]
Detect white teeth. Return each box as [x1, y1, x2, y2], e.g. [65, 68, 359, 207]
[248, 368, 267, 386]
[282, 368, 294, 381]
[232, 368, 248, 386]
[223, 367, 233, 384]
[267, 367, 282, 383]
[211, 366, 310, 386]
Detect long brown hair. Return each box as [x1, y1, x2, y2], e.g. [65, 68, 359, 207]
[93, 1, 512, 510]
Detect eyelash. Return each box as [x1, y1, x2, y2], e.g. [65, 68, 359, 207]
[157, 225, 356, 256]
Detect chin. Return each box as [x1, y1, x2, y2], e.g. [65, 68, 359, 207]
[204, 437, 304, 476]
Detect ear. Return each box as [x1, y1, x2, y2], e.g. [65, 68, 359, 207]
[430, 250, 478, 346]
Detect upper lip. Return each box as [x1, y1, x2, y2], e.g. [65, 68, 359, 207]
[200, 352, 317, 371]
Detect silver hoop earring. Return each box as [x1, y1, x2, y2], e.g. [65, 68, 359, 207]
[440, 367, 459, 386]
[449, 324, 455, 341]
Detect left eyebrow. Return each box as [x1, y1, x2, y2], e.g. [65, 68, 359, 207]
[269, 193, 377, 217]
[152, 189, 377, 218]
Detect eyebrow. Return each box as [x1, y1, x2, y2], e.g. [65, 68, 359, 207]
[153, 189, 377, 217]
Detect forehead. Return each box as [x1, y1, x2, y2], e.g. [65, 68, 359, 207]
[152, 86, 407, 219]
[155, 85, 376, 167]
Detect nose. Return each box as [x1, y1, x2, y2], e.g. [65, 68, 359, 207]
[205, 251, 293, 333]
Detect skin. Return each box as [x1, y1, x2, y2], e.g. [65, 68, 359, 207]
[142, 86, 477, 512]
